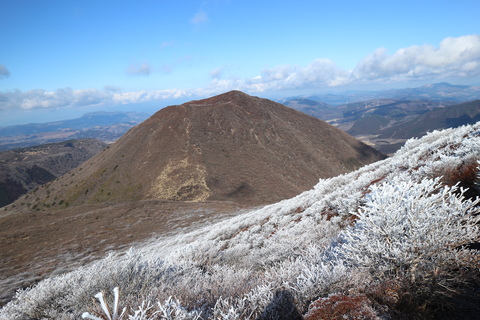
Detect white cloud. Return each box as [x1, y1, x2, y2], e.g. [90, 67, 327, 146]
[126, 63, 152, 76]
[207, 34, 480, 93]
[112, 89, 193, 104]
[190, 10, 208, 25]
[255, 59, 350, 90]
[351, 34, 480, 83]
[2, 35, 479, 112]
[0, 64, 10, 78]
[0, 88, 113, 110]
[0, 87, 196, 111]
[194, 59, 350, 95]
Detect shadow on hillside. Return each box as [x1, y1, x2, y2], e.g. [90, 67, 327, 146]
[257, 289, 303, 320]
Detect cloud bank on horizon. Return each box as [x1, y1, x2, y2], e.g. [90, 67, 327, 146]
[1, 34, 480, 111]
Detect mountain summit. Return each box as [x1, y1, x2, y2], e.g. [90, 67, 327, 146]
[21, 91, 385, 207]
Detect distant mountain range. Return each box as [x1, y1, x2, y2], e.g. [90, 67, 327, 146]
[0, 139, 107, 207]
[377, 99, 480, 138]
[284, 98, 454, 127]
[278, 98, 332, 119]
[282, 83, 480, 154]
[0, 111, 149, 151]
[374, 82, 480, 102]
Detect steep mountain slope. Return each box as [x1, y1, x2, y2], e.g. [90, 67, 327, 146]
[17, 90, 385, 209]
[2, 120, 479, 319]
[0, 139, 107, 207]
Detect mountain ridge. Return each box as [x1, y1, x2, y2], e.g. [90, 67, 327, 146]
[0, 138, 107, 207]
[378, 99, 480, 139]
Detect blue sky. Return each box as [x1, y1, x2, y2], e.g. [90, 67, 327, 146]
[1, 0, 480, 126]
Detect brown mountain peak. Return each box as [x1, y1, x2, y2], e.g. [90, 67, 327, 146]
[184, 90, 250, 106]
[15, 91, 385, 209]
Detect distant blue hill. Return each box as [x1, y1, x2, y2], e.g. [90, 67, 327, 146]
[0, 111, 149, 137]
[0, 111, 150, 150]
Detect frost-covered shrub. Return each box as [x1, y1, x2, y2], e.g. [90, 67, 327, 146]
[338, 173, 480, 313]
[294, 256, 353, 304]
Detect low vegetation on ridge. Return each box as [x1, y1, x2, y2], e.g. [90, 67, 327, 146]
[1, 122, 480, 319]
